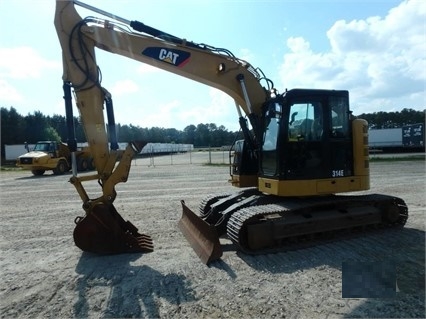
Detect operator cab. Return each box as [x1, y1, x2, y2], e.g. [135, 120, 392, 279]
[261, 89, 353, 181]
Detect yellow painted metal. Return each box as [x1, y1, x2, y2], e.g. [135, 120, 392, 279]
[352, 119, 370, 181]
[258, 175, 369, 197]
[229, 174, 258, 188]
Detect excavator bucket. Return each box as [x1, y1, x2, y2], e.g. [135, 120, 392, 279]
[73, 203, 153, 254]
[178, 200, 223, 264]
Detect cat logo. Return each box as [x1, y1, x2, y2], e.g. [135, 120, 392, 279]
[159, 49, 179, 64]
[142, 47, 190, 67]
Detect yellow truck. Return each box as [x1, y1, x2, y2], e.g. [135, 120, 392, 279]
[16, 141, 93, 176]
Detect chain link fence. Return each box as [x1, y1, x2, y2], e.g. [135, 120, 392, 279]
[134, 149, 231, 166]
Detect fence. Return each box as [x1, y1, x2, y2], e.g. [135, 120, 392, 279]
[4, 143, 194, 161]
[134, 149, 231, 167]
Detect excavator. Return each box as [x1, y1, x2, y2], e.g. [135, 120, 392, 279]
[54, 0, 408, 264]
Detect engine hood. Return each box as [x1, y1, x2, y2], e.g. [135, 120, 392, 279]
[18, 151, 49, 159]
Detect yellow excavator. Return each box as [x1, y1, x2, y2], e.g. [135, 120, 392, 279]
[54, 0, 408, 263]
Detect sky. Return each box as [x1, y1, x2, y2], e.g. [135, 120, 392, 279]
[0, 0, 425, 131]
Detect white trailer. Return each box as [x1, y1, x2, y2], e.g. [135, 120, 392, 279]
[368, 128, 402, 148]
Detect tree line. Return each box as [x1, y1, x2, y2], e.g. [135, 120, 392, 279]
[1, 106, 424, 158]
[1, 107, 240, 158]
[355, 108, 425, 129]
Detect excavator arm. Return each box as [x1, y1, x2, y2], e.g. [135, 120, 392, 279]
[54, 0, 272, 255]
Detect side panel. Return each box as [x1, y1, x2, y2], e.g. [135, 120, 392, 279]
[258, 175, 369, 196]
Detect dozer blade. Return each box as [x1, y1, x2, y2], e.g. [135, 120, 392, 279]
[179, 200, 223, 264]
[73, 203, 153, 254]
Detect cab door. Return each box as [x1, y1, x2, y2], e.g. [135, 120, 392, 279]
[326, 96, 354, 178]
[284, 101, 326, 179]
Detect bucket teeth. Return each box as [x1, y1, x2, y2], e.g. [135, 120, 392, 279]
[73, 203, 153, 254]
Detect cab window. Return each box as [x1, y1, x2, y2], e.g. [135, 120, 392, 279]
[261, 102, 282, 175]
[330, 96, 350, 138]
[288, 102, 323, 141]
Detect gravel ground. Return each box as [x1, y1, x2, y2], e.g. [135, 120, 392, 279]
[0, 152, 425, 318]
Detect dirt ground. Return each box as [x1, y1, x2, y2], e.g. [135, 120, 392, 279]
[0, 152, 425, 318]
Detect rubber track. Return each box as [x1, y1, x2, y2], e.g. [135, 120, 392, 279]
[199, 193, 232, 217]
[227, 194, 408, 255]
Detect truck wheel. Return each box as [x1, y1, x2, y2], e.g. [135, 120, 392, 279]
[53, 160, 68, 175]
[77, 158, 88, 171]
[31, 169, 45, 176]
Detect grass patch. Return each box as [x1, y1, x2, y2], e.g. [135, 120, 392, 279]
[369, 154, 425, 162]
[1, 166, 22, 172]
[0, 160, 22, 172]
[202, 162, 230, 167]
[202, 155, 425, 166]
